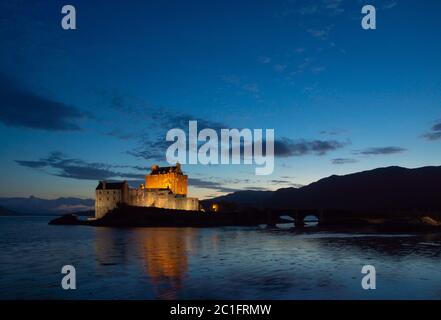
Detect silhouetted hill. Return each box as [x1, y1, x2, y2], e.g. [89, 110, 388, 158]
[208, 166, 441, 211]
[202, 190, 274, 207]
[0, 206, 17, 216]
[0, 196, 94, 215]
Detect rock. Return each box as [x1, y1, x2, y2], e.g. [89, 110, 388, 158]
[48, 214, 82, 225]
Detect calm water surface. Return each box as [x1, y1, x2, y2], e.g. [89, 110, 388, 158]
[1, 216, 441, 299]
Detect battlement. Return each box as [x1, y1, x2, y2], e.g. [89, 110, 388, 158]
[145, 163, 187, 196]
[94, 164, 197, 219]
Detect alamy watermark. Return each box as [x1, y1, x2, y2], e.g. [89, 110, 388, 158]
[61, 265, 76, 290]
[60, 4, 377, 31]
[166, 121, 274, 175]
[361, 5, 376, 30]
[61, 5, 76, 30]
[361, 265, 376, 290]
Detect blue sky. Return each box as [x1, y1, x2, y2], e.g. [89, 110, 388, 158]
[0, 0, 440, 199]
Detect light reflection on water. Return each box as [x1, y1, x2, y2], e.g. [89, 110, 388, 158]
[1, 216, 441, 300]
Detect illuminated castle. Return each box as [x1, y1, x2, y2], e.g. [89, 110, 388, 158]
[145, 164, 187, 196]
[95, 163, 199, 219]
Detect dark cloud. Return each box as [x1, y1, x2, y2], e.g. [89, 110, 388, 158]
[106, 129, 138, 141]
[101, 92, 346, 162]
[270, 179, 303, 188]
[128, 113, 227, 162]
[274, 138, 346, 157]
[130, 134, 347, 162]
[433, 123, 441, 131]
[0, 73, 85, 131]
[422, 121, 441, 141]
[331, 158, 358, 165]
[225, 137, 346, 160]
[425, 132, 441, 140]
[320, 129, 347, 136]
[99, 91, 231, 162]
[101, 91, 226, 132]
[247, 186, 271, 191]
[16, 152, 248, 194]
[355, 147, 406, 156]
[132, 165, 151, 172]
[16, 152, 144, 181]
[15, 160, 48, 169]
[188, 178, 241, 193]
[55, 166, 122, 181]
[127, 135, 171, 162]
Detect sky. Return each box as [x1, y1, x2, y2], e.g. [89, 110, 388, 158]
[0, 0, 440, 200]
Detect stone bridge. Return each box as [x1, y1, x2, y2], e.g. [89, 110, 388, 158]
[264, 208, 441, 228]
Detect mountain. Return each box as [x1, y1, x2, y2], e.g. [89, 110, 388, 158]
[0, 196, 94, 215]
[207, 166, 441, 211]
[202, 190, 274, 207]
[0, 206, 18, 216]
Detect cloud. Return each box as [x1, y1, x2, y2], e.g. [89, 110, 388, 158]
[97, 91, 229, 162]
[421, 121, 441, 141]
[270, 179, 304, 188]
[246, 186, 271, 191]
[424, 132, 441, 141]
[274, 138, 346, 157]
[188, 178, 241, 193]
[382, 1, 397, 10]
[106, 129, 138, 141]
[222, 137, 346, 161]
[15, 160, 48, 169]
[16, 151, 145, 181]
[320, 129, 347, 136]
[274, 64, 287, 73]
[299, 0, 344, 16]
[242, 83, 259, 93]
[127, 138, 169, 162]
[299, 4, 319, 15]
[16, 152, 245, 194]
[0, 73, 85, 131]
[331, 158, 358, 165]
[311, 66, 326, 74]
[221, 74, 261, 99]
[355, 146, 407, 156]
[257, 56, 271, 64]
[306, 27, 331, 40]
[221, 74, 241, 86]
[276, 0, 345, 17]
[128, 113, 228, 162]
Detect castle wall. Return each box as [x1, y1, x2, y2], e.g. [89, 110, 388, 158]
[95, 188, 199, 219]
[145, 172, 188, 196]
[129, 189, 198, 211]
[95, 189, 123, 219]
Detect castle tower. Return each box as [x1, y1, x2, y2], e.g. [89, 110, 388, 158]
[145, 163, 188, 196]
[95, 181, 129, 219]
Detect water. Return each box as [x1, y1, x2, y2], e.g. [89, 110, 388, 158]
[1, 216, 441, 300]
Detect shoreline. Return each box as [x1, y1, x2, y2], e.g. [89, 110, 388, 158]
[47, 205, 441, 232]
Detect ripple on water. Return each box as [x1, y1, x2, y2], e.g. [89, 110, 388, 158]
[1, 217, 441, 299]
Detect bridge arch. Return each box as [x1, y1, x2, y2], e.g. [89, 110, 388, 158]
[291, 210, 322, 227]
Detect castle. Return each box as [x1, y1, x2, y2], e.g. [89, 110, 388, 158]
[95, 163, 199, 219]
